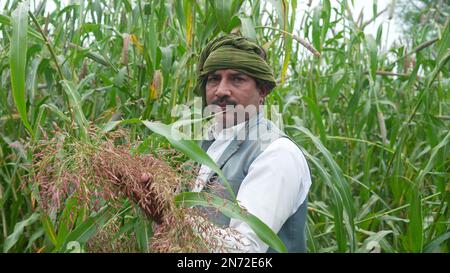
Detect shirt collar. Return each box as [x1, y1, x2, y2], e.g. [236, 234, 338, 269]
[207, 111, 263, 141]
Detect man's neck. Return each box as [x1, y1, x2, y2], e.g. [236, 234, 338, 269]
[210, 111, 263, 140]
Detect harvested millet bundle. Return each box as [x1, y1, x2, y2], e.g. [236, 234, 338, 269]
[91, 142, 180, 224]
[85, 215, 139, 253]
[30, 129, 238, 252]
[31, 132, 114, 212]
[150, 207, 231, 253]
[91, 144, 230, 252]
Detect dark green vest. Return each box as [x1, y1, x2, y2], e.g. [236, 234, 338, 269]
[199, 115, 308, 253]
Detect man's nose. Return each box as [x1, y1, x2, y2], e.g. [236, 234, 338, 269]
[215, 79, 231, 97]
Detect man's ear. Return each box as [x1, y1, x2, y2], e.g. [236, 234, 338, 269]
[259, 83, 270, 98]
[259, 88, 268, 104]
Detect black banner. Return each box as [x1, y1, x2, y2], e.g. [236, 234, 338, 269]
[0, 253, 445, 272]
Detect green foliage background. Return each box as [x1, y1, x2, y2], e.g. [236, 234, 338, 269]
[0, 0, 448, 252]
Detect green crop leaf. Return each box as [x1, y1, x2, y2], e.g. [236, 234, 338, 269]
[41, 213, 58, 247]
[174, 192, 288, 253]
[142, 120, 236, 201]
[211, 0, 233, 32]
[63, 206, 109, 249]
[287, 125, 356, 252]
[240, 17, 256, 42]
[61, 80, 89, 141]
[101, 118, 142, 132]
[134, 216, 152, 252]
[366, 34, 378, 81]
[3, 212, 40, 252]
[311, 6, 321, 51]
[55, 197, 78, 250]
[424, 232, 450, 253]
[408, 131, 450, 252]
[10, 1, 33, 137]
[302, 96, 327, 144]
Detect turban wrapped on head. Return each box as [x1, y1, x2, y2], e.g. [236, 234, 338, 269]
[195, 34, 276, 97]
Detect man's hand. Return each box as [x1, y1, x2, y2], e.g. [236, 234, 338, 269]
[140, 172, 153, 184]
[139, 172, 164, 224]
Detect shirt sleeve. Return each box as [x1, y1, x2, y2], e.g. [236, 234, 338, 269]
[212, 137, 312, 253]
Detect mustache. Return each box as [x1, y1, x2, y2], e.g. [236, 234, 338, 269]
[211, 97, 237, 106]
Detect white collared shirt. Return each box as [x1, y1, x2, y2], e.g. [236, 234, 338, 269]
[193, 115, 312, 253]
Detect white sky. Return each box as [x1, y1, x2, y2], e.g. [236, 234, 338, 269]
[348, 0, 399, 49]
[292, 0, 399, 49]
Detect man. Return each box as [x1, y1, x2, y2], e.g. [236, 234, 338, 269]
[191, 34, 312, 253]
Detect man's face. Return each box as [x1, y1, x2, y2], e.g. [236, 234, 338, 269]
[205, 69, 266, 127]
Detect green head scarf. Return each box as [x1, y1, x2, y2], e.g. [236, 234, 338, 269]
[195, 34, 276, 98]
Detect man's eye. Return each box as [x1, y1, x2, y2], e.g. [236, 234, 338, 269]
[233, 77, 244, 82]
[207, 77, 219, 83]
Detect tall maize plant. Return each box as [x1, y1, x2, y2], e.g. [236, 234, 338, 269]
[0, 0, 448, 252]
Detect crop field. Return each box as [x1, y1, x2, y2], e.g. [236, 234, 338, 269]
[0, 0, 448, 253]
